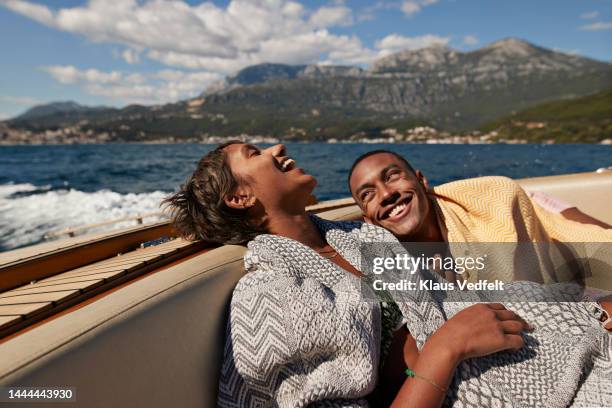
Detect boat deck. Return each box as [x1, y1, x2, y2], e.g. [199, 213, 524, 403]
[0, 237, 207, 338]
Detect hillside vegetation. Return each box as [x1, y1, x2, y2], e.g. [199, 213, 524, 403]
[481, 89, 612, 143]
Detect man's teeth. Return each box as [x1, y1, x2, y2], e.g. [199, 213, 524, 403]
[282, 158, 295, 171]
[388, 203, 407, 218]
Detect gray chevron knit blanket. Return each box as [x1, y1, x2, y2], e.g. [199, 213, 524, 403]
[218, 216, 612, 407]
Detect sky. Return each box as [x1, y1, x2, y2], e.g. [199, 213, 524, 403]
[0, 0, 610, 119]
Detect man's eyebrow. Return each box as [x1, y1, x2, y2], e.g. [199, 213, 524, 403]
[354, 163, 403, 197]
[380, 163, 402, 176]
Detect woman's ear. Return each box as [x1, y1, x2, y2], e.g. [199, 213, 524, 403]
[224, 186, 257, 210]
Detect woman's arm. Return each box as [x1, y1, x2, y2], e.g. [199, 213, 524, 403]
[390, 303, 531, 408]
[527, 190, 611, 228]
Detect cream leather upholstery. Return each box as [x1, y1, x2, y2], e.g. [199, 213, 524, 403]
[0, 173, 610, 408]
[518, 171, 612, 225]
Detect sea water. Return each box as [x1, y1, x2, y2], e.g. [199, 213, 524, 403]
[1, 143, 610, 251]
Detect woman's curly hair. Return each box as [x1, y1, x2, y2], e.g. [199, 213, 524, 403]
[162, 142, 265, 245]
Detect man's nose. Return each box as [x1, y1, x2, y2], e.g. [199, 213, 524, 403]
[380, 186, 400, 206]
[262, 144, 286, 157]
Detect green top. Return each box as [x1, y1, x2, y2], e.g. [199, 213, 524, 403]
[378, 292, 404, 371]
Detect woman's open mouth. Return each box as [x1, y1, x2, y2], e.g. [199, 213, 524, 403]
[381, 194, 413, 222]
[280, 158, 296, 172]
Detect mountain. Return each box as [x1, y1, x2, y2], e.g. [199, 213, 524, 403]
[198, 38, 611, 130]
[11, 101, 118, 129]
[203, 63, 364, 95]
[18, 102, 91, 119]
[480, 89, 612, 143]
[5, 38, 612, 141]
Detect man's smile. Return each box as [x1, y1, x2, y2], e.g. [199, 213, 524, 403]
[380, 193, 414, 221]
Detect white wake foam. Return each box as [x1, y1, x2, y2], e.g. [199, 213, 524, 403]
[0, 183, 169, 251]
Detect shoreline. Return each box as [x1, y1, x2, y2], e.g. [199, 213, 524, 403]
[2, 139, 612, 146]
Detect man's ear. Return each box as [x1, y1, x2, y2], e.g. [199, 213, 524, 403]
[224, 186, 256, 210]
[415, 169, 430, 190]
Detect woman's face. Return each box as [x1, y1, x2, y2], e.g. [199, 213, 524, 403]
[223, 143, 317, 211]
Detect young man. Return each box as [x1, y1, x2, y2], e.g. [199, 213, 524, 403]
[347, 150, 612, 287]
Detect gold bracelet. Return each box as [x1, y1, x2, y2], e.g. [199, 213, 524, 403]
[405, 368, 445, 393]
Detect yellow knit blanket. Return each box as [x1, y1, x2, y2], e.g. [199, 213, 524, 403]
[431, 176, 612, 288]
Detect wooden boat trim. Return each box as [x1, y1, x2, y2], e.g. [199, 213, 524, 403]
[0, 198, 359, 293]
[0, 222, 174, 293]
[0, 239, 208, 339]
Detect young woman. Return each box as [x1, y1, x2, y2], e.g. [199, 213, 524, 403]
[165, 142, 611, 407]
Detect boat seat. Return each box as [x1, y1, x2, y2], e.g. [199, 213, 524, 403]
[0, 205, 361, 408]
[518, 171, 612, 225]
[0, 245, 246, 408]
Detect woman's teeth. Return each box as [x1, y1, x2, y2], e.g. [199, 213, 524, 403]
[281, 158, 295, 172]
[388, 203, 407, 218]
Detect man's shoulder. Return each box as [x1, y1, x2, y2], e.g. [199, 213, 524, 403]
[434, 176, 522, 197]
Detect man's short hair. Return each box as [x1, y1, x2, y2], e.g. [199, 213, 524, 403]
[347, 150, 416, 189]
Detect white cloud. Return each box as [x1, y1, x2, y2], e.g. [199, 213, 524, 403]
[42, 66, 123, 84]
[358, 1, 397, 22]
[41, 65, 222, 105]
[375, 34, 450, 54]
[463, 35, 479, 45]
[580, 21, 612, 31]
[2, 0, 369, 73]
[400, 1, 421, 16]
[0, 95, 42, 105]
[2, 0, 53, 25]
[122, 49, 140, 64]
[400, 0, 438, 17]
[308, 5, 353, 28]
[3, 0, 457, 105]
[580, 11, 599, 19]
[0, 112, 11, 120]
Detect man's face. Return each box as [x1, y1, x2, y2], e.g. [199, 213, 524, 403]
[349, 153, 431, 239]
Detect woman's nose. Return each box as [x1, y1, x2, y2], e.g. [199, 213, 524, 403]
[265, 144, 286, 157]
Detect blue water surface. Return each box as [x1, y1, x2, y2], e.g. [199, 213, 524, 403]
[1, 143, 610, 200]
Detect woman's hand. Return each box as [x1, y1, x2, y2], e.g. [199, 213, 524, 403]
[429, 303, 532, 362]
[391, 303, 531, 408]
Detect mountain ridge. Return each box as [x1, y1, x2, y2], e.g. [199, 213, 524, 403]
[4, 38, 611, 141]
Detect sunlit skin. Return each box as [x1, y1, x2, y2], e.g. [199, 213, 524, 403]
[349, 152, 443, 242]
